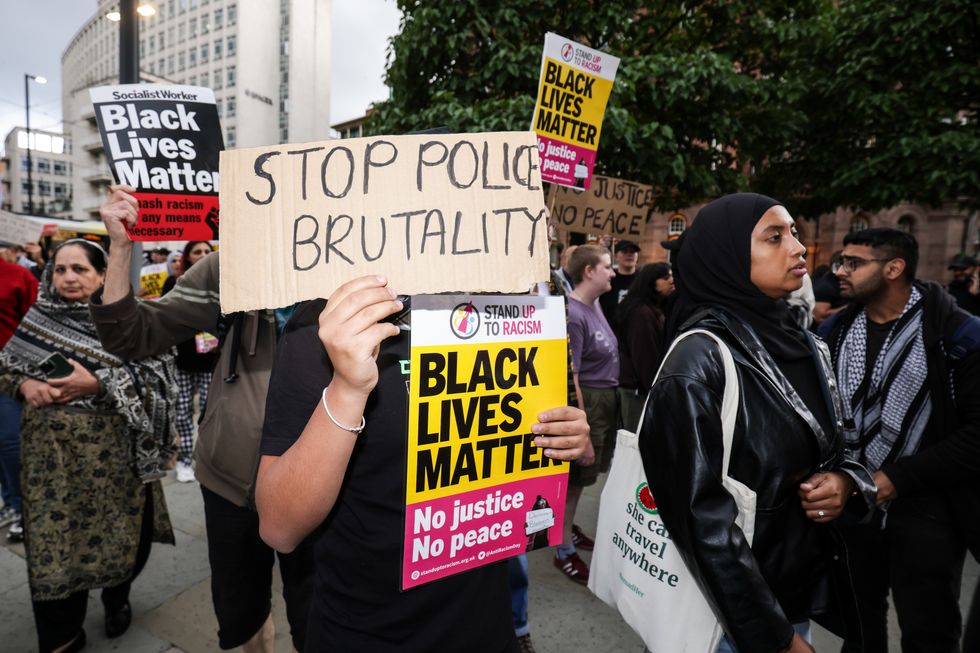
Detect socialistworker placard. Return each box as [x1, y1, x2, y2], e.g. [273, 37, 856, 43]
[402, 295, 568, 589]
[218, 131, 551, 312]
[532, 33, 619, 190]
[547, 174, 654, 239]
[90, 84, 222, 242]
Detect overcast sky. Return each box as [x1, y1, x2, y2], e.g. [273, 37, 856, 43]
[0, 0, 401, 155]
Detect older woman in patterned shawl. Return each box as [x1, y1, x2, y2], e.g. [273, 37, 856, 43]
[0, 239, 176, 653]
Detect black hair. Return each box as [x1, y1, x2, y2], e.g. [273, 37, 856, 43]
[53, 238, 108, 273]
[616, 263, 672, 329]
[843, 228, 918, 282]
[181, 240, 214, 272]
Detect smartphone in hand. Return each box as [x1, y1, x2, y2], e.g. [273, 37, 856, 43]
[38, 352, 74, 379]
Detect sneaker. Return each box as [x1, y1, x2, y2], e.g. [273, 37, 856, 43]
[7, 517, 23, 543]
[176, 461, 196, 483]
[553, 551, 589, 585]
[571, 524, 595, 551]
[0, 506, 17, 528]
[517, 633, 537, 653]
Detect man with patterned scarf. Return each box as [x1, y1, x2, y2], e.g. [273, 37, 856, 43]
[818, 228, 980, 653]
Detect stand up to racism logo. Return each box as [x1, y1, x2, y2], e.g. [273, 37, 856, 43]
[450, 302, 481, 339]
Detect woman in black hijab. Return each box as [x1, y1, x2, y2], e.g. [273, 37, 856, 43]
[638, 194, 875, 652]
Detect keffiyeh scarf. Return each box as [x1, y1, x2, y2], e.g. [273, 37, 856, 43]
[0, 267, 177, 481]
[837, 286, 931, 470]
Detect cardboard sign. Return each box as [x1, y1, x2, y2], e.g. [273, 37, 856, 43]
[548, 174, 654, 238]
[0, 210, 45, 246]
[90, 84, 223, 242]
[532, 33, 620, 190]
[139, 262, 169, 299]
[402, 294, 569, 589]
[218, 131, 550, 312]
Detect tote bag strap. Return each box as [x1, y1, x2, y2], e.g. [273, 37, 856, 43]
[640, 329, 739, 476]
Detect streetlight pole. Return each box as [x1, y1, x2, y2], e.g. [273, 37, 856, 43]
[119, 0, 139, 84]
[118, 0, 142, 284]
[24, 73, 46, 215]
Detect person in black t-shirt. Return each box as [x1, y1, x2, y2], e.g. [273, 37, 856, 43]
[598, 239, 640, 325]
[255, 276, 591, 652]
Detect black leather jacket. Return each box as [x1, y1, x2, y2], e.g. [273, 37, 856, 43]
[638, 307, 876, 652]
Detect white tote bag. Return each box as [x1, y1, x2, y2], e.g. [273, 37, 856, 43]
[588, 329, 757, 652]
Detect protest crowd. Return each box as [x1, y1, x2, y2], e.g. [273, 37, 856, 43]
[1, 183, 978, 653]
[0, 19, 978, 653]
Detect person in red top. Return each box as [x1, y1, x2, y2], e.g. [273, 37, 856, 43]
[0, 244, 40, 539]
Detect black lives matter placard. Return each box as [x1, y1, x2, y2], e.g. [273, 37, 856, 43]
[91, 84, 222, 242]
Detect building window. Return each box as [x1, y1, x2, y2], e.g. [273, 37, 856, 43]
[227, 96, 236, 117]
[168, 0, 175, 18]
[216, 99, 223, 117]
[159, 32, 164, 49]
[227, 4, 237, 25]
[897, 215, 915, 235]
[54, 183, 68, 198]
[178, 52, 186, 71]
[668, 214, 686, 236]
[53, 161, 67, 176]
[190, 17, 197, 38]
[189, 49, 197, 66]
[226, 126, 236, 147]
[200, 71, 209, 87]
[37, 159, 51, 174]
[38, 181, 51, 197]
[149, 35, 155, 52]
[227, 65, 236, 87]
[201, 44, 209, 63]
[140, 39, 145, 58]
[227, 35, 236, 56]
[158, 58, 165, 73]
[168, 55, 175, 74]
[189, 74, 197, 86]
[21, 181, 31, 194]
[214, 8, 223, 29]
[214, 39, 223, 59]
[178, 22, 185, 42]
[21, 157, 30, 172]
[213, 68, 223, 89]
[849, 215, 870, 234]
[167, 27, 174, 46]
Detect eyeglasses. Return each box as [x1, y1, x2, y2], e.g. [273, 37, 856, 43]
[832, 256, 890, 274]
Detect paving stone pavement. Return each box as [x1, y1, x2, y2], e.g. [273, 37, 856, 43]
[0, 470, 975, 652]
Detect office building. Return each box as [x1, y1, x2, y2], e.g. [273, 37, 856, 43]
[62, 0, 331, 220]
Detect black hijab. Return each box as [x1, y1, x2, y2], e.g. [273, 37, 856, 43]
[667, 193, 812, 361]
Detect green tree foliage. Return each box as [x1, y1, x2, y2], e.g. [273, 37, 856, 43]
[369, 1, 823, 210]
[755, 0, 980, 217]
[370, 1, 978, 216]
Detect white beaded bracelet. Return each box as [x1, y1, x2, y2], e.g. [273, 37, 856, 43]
[321, 387, 366, 435]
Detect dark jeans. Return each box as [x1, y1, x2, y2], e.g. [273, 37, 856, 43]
[32, 484, 154, 653]
[0, 392, 22, 513]
[508, 554, 529, 638]
[200, 485, 314, 650]
[841, 493, 978, 653]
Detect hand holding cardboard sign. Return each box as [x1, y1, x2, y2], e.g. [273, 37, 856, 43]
[317, 275, 403, 397]
[101, 184, 140, 245]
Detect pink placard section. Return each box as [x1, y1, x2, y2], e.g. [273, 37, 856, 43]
[402, 475, 567, 589]
[536, 135, 597, 190]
